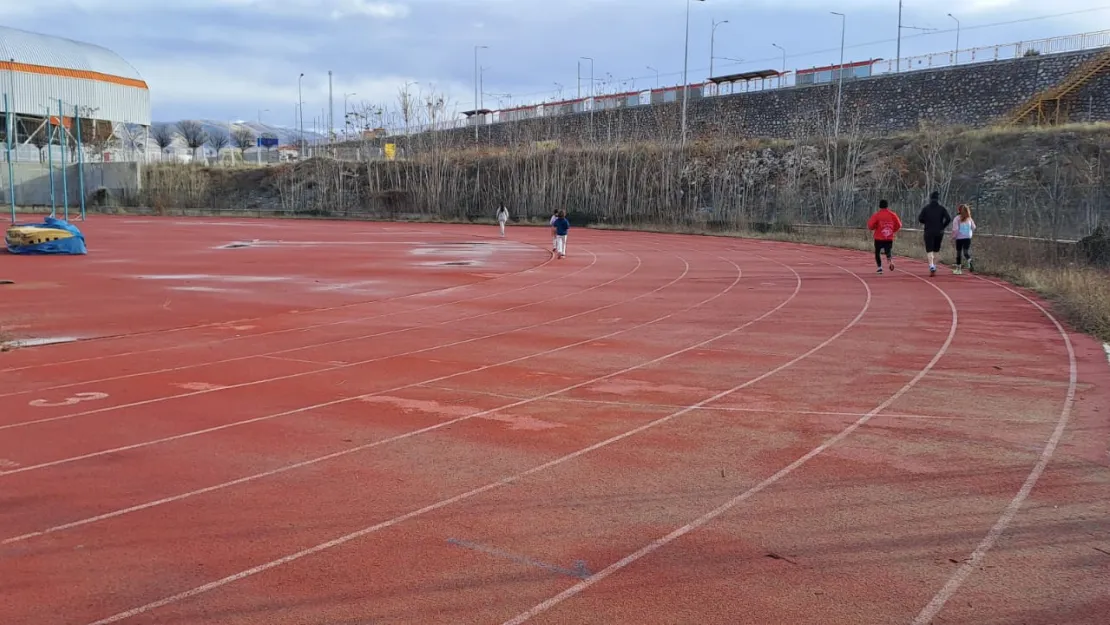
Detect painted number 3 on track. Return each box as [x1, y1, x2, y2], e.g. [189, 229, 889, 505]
[29, 392, 109, 407]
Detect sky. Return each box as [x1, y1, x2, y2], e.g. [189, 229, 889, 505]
[2, 0, 1109, 129]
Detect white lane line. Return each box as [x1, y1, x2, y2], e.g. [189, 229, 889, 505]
[0, 248, 620, 431]
[910, 279, 1078, 625]
[0, 250, 646, 468]
[501, 267, 957, 625]
[1, 233, 559, 374]
[0, 245, 591, 397]
[2, 253, 739, 543]
[81, 261, 864, 625]
[418, 386, 1041, 423]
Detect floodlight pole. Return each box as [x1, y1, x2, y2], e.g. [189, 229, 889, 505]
[5, 94, 14, 223]
[75, 104, 86, 220]
[46, 107, 55, 217]
[681, 0, 706, 146]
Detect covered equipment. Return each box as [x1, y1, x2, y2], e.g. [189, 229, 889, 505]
[5, 217, 88, 255]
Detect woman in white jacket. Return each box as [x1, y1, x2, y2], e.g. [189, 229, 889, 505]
[496, 203, 509, 238]
[951, 203, 976, 274]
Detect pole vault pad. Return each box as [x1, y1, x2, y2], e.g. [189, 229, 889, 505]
[5, 217, 88, 255]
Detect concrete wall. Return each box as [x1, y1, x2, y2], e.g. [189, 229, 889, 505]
[391, 47, 1110, 149]
[0, 161, 139, 208]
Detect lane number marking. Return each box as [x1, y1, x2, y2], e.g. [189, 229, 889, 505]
[29, 392, 109, 408]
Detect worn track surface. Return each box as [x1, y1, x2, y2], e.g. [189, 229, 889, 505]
[1, 216, 1107, 625]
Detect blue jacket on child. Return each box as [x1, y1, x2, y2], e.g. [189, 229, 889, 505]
[554, 217, 569, 236]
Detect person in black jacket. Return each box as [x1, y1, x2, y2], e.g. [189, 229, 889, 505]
[918, 191, 952, 276]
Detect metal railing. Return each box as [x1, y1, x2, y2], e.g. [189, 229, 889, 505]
[871, 29, 1110, 74]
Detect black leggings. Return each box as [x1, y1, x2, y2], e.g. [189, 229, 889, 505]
[874, 240, 893, 267]
[956, 238, 972, 264]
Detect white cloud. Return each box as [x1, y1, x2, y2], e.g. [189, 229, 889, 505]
[3, 0, 1108, 122]
[0, 0, 410, 20]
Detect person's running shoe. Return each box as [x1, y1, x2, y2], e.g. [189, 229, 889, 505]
[929, 265, 936, 276]
[953, 266, 962, 275]
[889, 261, 895, 271]
[967, 259, 974, 272]
[876, 267, 883, 274]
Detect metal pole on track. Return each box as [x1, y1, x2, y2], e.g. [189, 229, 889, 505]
[5, 94, 14, 223]
[46, 106, 55, 217]
[59, 99, 68, 221]
[75, 104, 86, 221]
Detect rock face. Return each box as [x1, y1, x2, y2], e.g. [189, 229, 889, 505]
[398, 48, 1110, 148]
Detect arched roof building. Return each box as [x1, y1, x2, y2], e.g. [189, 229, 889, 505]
[0, 25, 150, 126]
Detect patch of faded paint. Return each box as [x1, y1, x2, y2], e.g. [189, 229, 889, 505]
[360, 396, 476, 417]
[480, 413, 565, 431]
[590, 378, 706, 396]
[176, 382, 229, 391]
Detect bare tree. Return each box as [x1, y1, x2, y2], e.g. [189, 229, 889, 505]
[208, 129, 230, 154]
[232, 127, 256, 152]
[176, 120, 208, 160]
[84, 121, 117, 161]
[151, 124, 176, 154]
[28, 125, 48, 162]
[397, 85, 416, 134]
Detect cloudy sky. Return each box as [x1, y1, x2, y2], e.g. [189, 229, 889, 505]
[2, 0, 1108, 128]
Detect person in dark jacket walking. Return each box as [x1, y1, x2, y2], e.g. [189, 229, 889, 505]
[918, 191, 952, 276]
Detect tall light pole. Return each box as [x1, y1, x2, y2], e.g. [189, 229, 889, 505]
[948, 13, 960, 62]
[327, 70, 333, 142]
[474, 45, 487, 141]
[580, 56, 594, 99]
[580, 56, 594, 135]
[647, 65, 659, 87]
[710, 18, 728, 79]
[257, 108, 268, 164]
[297, 72, 304, 153]
[772, 43, 786, 87]
[832, 11, 845, 141]
[481, 66, 489, 109]
[343, 92, 355, 139]
[897, 0, 902, 72]
[831, 11, 845, 215]
[681, 0, 706, 146]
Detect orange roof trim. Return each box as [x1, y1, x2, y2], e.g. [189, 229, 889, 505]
[0, 60, 148, 90]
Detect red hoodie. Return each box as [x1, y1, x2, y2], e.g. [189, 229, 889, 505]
[868, 208, 902, 241]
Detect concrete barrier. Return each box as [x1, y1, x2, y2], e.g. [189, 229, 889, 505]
[0, 161, 140, 208]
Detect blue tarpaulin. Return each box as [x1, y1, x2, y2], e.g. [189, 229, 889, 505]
[5, 217, 88, 255]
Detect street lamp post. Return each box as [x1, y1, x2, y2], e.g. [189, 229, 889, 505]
[831, 11, 845, 217]
[772, 43, 786, 87]
[948, 13, 960, 62]
[343, 92, 356, 139]
[257, 108, 268, 164]
[580, 56, 594, 136]
[474, 45, 487, 141]
[831, 12, 845, 141]
[710, 18, 728, 80]
[897, 0, 902, 72]
[297, 73, 304, 154]
[681, 0, 706, 146]
[647, 65, 659, 88]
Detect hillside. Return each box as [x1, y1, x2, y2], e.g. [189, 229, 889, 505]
[127, 123, 1109, 243]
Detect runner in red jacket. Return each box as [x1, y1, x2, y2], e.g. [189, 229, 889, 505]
[867, 199, 902, 274]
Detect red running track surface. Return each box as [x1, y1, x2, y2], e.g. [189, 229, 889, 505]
[0, 216, 1107, 625]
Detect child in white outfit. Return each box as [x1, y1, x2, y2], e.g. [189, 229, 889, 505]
[549, 209, 559, 252]
[496, 204, 509, 238]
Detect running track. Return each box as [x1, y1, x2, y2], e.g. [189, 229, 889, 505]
[1, 216, 1107, 625]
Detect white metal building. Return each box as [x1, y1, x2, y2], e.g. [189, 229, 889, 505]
[0, 25, 150, 144]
